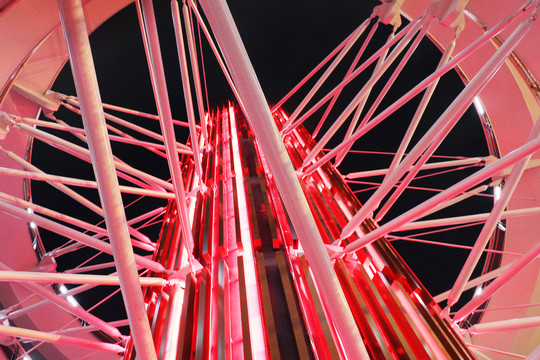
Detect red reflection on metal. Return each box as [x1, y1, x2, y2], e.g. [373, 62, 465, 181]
[124, 105, 475, 359]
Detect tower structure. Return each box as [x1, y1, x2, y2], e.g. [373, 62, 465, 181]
[0, 0, 539, 359]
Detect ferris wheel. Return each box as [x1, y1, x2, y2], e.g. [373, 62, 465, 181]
[0, 0, 539, 359]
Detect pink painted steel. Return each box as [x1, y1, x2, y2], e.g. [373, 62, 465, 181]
[198, 0, 370, 357]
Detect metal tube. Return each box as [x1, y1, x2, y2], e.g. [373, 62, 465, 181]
[0, 270, 167, 287]
[171, 0, 204, 184]
[341, 133, 540, 255]
[0, 324, 124, 353]
[53, 3, 157, 357]
[14, 122, 173, 191]
[302, 12, 518, 176]
[302, 17, 425, 166]
[0, 261, 122, 340]
[0, 166, 174, 200]
[283, 17, 371, 128]
[65, 99, 193, 153]
[335, 21, 431, 166]
[0, 199, 163, 272]
[448, 117, 540, 308]
[346, 157, 484, 179]
[284, 16, 422, 136]
[312, 21, 379, 138]
[271, 20, 367, 112]
[139, 0, 195, 263]
[198, 0, 370, 358]
[339, 13, 534, 240]
[397, 206, 540, 232]
[182, 2, 209, 143]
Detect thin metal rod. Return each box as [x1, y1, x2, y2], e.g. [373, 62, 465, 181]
[0, 325, 124, 353]
[0, 166, 174, 200]
[448, 117, 540, 308]
[384, 33, 458, 183]
[187, 0, 245, 111]
[13, 122, 173, 191]
[468, 316, 540, 335]
[312, 21, 379, 138]
[346, 157, 484, 179]
[284, 16, 422, 136]
[336, 21, 432, 166]
[271, 21, 367, 112]
[0, 199, 164, 273]
[0, 190, 155, 251]
[338, 13, 533, 240]
[467, 344, 527, 359]
[58, 4, 156, 355]
[198, 0, 370, 358]
[63, 95, 192, 128]
[302, 17, 425, 167]
[0, 260, 122, 339]
[54, 319, 131, 336]
[340, 133, 540, 255]
[397, 206, 540, 231]
[302, 11, 519, 176]
[283, 17, 372, 128]
[0, 147, 156, 246]
[171, 0, 204, 184]
[65, 99, 193, 153]
[182, 2, 209, 143]
[139, 0, 195, 264]
[453, 214, 540, 321]
[0, 270, 167, 287]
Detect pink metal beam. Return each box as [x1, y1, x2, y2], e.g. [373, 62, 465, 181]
[0, 260, 122, 339]
[13, 122, 173, 191]
[282, 17, 372, 129]
[65, 99, 193, 154]
[271, 21, 368, 112]
[58, 1, 157, 356]
[0, 190, 155, 251]
[0, 325, 124, 353]
[338, 12, 534, 240]
[139, 0, 195, 264]
[345, 157, 484, 179]
[302, 10, 520, 177]
[397, 206, 540, 232]
[453, 212, 540, 321]
[62, 95, 192, 128]
[171, 0, 204, 184]
[283, 16, 422, 136]
[384, 34, 458, 180]
[187, 0, 245, 111]
[468, 316, 540, 335]
[0, 146, 156, 246]
[312, 21, 379, 139]
[302, 16, 425, 167]
[448, 117, 540, 308]
[0, 200, 164, 272]
[0, 166, 174, 200]
[182, 2, 209, 143]
[0, 270, 167, 287]
[335, 21, 432, 166]
[433, 263, 512, 303]
[198, 0, 370, 358]
[340, 132, 540, 256]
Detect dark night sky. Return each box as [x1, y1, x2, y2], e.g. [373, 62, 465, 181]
[32, 0, 493, 327]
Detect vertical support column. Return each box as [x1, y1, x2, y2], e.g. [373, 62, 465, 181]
[56, 1, 157, 359]
[197, 0, 370, 358]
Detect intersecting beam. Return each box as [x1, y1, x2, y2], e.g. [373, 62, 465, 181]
[57, 1, 156, 358]
[198, 0, 370, 358]
[0, 270, 167, 287]
[0, 325, 124, 353]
